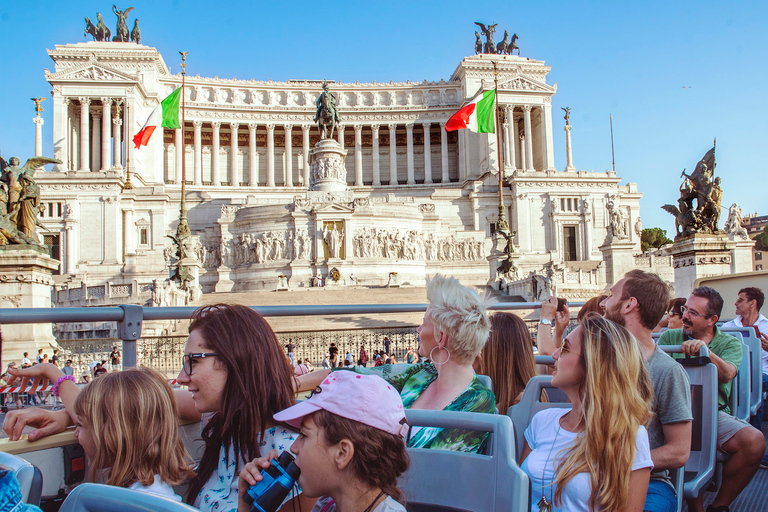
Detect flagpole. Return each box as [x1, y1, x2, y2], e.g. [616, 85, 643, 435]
[123, 101, 133, 190]
[176, 52, 190, 238]
[493, 61, 509, 233]
[610, 113, 615, 173]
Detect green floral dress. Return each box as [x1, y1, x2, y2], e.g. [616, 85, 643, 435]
[337, 362, 495, 453]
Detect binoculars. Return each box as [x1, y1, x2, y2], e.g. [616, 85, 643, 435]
[243, 451, 301, 512]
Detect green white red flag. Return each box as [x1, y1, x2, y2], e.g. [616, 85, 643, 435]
[133, 87, 182, 148]
[445, 89, 496, 133]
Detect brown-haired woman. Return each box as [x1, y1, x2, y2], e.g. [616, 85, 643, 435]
[474, 312, 538, 412]
[176, 304, 316, 511]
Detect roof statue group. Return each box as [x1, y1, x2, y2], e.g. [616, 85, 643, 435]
[0, 155, 61, 246]
[474, 22, 519, 55]
[662, 143, 723, 239]
[84, 6, 140, 44]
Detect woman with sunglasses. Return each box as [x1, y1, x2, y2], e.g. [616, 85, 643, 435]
[520, 314, 654, 511]
[175, 304, 316, 512]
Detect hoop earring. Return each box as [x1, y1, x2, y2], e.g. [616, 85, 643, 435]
[429, 346, 451, 366]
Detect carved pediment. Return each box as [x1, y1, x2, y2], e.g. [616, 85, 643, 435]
[313, 202, 355, 214]
[496, 75, 555, 93]
[46, 57, 137, 82]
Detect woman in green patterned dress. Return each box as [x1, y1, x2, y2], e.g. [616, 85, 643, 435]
[296, 274, 495, 453]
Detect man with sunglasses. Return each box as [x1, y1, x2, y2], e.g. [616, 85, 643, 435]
[602, 270, 692, 512]
[659, 286, 765, 512]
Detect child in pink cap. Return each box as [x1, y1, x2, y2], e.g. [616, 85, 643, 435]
[237, 372, 410, 512]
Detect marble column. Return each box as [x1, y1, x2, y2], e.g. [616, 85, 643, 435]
[53, 96, 69, 171]
[564, 124, 575, 171]
[388, 123, 398, 185]
[371, 124, 381, 186]
[211, 121, 221, 186]
[112, 111, 122, 169]
[523, 105, 534, 171]
[302, 124, 310, 188]
[266, 123, 275, 187]
[505, 106, 515, 170]
[353, 124, 363, 186]
[440, 121, 449, 183]
[193, 121, 203, 185]
[174, 128, 183, 184]
[34, 117, 44, 157]
[91, 110, 101, 173]
[542, 104, 556, 171]
[284, 124, 294, 187]
[422, 122, 432, 184]
[338, 124, 345, 150]
[78, 98, 91, 172]
[512, 116, 520, 170]
[519, 134, 527, 171]
[64, 220, 77, 274]
[405, 123, 415, 185]
[249, 123, 258, 186]
[230, 122, 240, 187]
[100, 98, 111, 171]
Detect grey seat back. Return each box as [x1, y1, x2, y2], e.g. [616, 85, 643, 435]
[0, 451, 43, 506]
[401, 410, 530, 512]
[726, 335, 750, 422]
[60, 483, 199, 512]
[722, 327, 763, 417]
[507, 375, 570, 458]
[476, 374, 493, 392]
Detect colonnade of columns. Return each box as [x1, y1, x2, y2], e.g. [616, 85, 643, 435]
[501, 104, 554, 172]
[166, 120, 455, 187]
[55, 97, 125, 172]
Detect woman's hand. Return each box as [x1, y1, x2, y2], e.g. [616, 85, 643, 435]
[554, 303, 570, 344]
[2, 407, 73, 441]
[238, 449, 280, 512]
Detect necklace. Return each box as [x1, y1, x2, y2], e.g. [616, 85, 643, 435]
[537, 417, 563, 512]
[362, 490, 386, 512]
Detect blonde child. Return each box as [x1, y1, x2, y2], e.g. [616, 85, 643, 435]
[238, 372, 410, 512]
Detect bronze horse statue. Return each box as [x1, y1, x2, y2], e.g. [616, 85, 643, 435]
[314, 82, 340, 140]
[507, 34, 520, 55]
[84, 17, 97, 40]
[96, 12, 111, 41]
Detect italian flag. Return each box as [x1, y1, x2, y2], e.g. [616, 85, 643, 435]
[133, 87, 182, 148]
[445, 89, 496, 133]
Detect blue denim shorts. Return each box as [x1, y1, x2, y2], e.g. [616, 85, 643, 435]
[643, 479, 677, 512]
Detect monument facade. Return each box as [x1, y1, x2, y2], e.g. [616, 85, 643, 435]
[37, 40, 642, 301]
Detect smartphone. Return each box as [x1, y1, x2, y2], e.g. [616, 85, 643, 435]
[556, 298, 568, 312]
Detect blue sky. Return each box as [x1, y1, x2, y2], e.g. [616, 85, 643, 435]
[1, 1, 766, 235]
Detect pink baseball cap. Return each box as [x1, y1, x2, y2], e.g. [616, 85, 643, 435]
[274, 371, 408, 437]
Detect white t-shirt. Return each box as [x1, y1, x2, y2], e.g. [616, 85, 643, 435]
[311, 495, 406, 512]
[128, 474, 182, 501]
[722, 314, 768, 375]
[194, 425, 299, 512]
[522, 408, 653, 512]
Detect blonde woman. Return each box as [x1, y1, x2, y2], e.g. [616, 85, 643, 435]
[521, 314, 654, 511]
[296, 274, 495, 453]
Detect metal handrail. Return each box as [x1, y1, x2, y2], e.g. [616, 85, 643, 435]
[0, 301, 582, 369]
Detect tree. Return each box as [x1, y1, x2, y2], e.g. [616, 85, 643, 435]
[755, 225, 768, 252]
[641, 227, 673, 252]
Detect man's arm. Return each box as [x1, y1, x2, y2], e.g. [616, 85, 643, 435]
[681, 339, 738, 383]
[650, 421, 692, 470]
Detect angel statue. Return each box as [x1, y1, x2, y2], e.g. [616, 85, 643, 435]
[112, 5, 135, 42]
[0, 155, 61, 245]
[474, 22, 498, 54]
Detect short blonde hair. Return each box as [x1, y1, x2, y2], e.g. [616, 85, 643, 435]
[74, 367, 195, 488]
[426, 274, 491, 364]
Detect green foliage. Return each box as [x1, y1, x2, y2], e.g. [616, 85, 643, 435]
[755, 225, 768, 252]
[641, 227, 673, 252]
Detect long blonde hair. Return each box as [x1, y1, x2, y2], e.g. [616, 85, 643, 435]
[477, 312, 537, 412]
[554, 314, 653, 511]
[74, 367, 195, 488]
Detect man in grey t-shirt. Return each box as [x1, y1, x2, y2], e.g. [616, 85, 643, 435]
[602, 270, 692, 512]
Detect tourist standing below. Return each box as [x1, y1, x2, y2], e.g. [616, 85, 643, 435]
[286, 340, 296, 367]
[322, 353, 330, 369]
[35, 349, 43, 364]
[405, 347, 416, 364]
[359, 345, 368, 367]
[20, 353, 31, 368]
[329, 343, 339, 368]
[61, 360, 74, 377]
[659, 287, 765, 512]
[110, 346, 121, 372]
[383, 336, 391, 355]
[602, 270, 692, 512]
[521, 315, 654, 511]
[51, 349, 60, 367]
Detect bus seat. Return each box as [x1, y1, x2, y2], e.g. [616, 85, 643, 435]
[0, 451, 43, 506]
[59, 483, 198, 512]
[534, 355, 554, 366]
[727, 338, 751, 422]
[722, 327, 763, 418]
[507, 376, 570, 458]
[400, 410, 530, 512]
[476, 374, 493, 392]
[668, 466, 685, 512]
